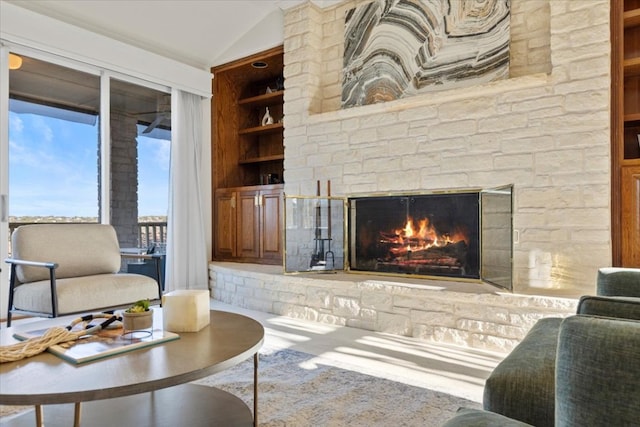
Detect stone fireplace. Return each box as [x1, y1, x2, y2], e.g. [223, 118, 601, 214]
[210, 0, 609, 353]
[279, 0, 611, 296]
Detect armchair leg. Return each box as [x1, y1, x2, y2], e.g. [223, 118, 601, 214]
[7, 264, 17, 327]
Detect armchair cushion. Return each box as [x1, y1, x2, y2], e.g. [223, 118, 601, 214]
[12, 273, 158, 314]
[12, 224, 121, 283]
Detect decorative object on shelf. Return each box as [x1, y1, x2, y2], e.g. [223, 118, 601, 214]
[262, 107, 274, 126]
[260, 173, 281, 185]
[266, 86, 273, 94]
[268, 173, 280, 184]
[122, 299, 153, 334]
[275, 75, 285, 91]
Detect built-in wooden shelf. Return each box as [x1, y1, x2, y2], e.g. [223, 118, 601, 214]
[239, 122, 283, 136]
[624, 9, 640, 27]
[238, 91, 284, 108]
[625, 112, 640, 122]
[624, 57, 640, 77]
[212, 46, 285, 265]
[613, 2, 640, 265]
[239, 154, 285, 165]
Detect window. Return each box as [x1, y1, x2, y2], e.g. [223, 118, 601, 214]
[9, 55, 100, 220]
[7, 54, 170, 249]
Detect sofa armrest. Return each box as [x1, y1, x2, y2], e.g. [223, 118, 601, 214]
[577, 295, 640, 320]
[483, 317, 562, 427]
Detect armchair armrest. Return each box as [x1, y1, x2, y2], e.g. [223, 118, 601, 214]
[120, 252, 164, 297]
[5, 257, 60, 326]
[120, 253, 163, 261]
[5, 258, 58, 270]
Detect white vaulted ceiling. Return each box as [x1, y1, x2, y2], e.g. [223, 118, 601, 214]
[3, 0, 339, 69]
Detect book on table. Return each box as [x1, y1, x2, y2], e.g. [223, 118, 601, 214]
[14, 323, 179, 364]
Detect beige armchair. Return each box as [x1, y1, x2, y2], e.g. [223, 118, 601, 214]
[5, 224, 162, 326]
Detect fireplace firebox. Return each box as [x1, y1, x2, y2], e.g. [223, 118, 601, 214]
[349, 192, 480, 279]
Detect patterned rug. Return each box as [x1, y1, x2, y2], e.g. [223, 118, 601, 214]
[1, 346, 481, 426]
[193, 346, 481, 426]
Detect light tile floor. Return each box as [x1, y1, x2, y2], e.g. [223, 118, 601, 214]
[210, 300, 506, 403]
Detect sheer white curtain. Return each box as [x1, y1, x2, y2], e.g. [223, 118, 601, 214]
[165, 89, 208, 291]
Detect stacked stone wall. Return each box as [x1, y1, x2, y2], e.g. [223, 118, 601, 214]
[281, 0, 611, 295]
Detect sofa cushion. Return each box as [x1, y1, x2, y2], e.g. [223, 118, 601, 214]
[483, 317, 562, 427]
[556, 315, 640, 427]
[596, 267, 640, 297]
[577, 295, 640, 320]
[13, 273, 159, 315]
[12, 224, 122, 283]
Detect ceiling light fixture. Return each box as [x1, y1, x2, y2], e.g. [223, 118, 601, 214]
[251, 61, 268, 69]
[9, 53, 22, 70]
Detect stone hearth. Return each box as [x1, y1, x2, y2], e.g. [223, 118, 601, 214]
[209, 262, 576, 353]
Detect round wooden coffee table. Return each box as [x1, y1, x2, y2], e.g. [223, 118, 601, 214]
[0, 310, 264, 427]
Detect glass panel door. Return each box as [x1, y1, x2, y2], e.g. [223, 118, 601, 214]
[480, 185, 513, 290]
[109, 78, 170, 253]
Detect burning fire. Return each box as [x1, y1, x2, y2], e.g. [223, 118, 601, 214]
[383, 217, 468, 257]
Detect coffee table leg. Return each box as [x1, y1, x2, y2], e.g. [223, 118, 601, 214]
[74, 402, 82, 427]
[254, 353, 258, 427]
[35, 405, 43, 427]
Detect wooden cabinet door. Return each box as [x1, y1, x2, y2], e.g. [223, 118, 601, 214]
[260, 189, 283, 261]
[621, 165, 640, 267]
[236, 190, 260, 259]
[214, 190, 236, 259]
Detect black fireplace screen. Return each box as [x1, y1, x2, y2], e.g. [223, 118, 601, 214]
[349, 192, 480, 279]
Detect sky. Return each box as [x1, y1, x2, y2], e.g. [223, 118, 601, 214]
[8, 110, 170, 218]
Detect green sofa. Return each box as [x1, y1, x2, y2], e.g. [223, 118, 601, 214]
[443, 267, 640, 427]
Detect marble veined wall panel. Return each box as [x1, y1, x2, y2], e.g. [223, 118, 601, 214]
[342, 0, 510, 108]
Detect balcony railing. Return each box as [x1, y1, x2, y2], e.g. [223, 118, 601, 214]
[137, 222, 167, 248]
